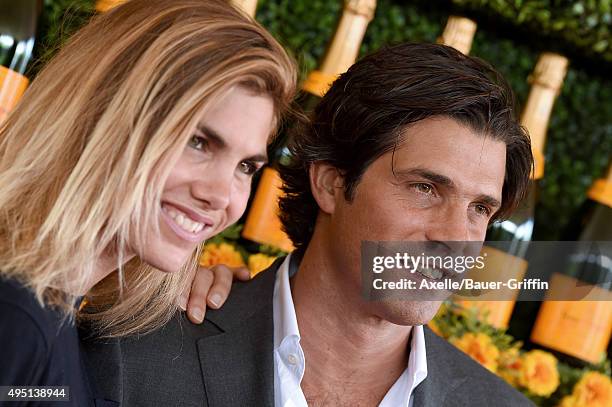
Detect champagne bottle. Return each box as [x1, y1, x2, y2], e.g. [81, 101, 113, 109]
[530, 163, 612, 365]
[0, 0, 40, 124]
[232, 0, 258, 18]
[241, 0, 377, 251]
[459, 53, 569, 329]
[437, 16, 476, 55]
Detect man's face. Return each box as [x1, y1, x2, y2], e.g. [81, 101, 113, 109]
[325, 116, 506, 325]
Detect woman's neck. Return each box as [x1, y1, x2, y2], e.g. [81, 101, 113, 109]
[70, 249, 136, 295]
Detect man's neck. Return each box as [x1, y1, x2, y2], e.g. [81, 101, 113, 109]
[290, 240, 412, 406]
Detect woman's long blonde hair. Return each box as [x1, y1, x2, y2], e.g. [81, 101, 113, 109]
[0, 0, 296, 337]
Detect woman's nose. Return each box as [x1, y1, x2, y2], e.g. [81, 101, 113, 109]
[190, 167, 233, 211]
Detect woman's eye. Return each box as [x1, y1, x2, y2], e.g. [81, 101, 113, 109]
[188, 135, 208, 151]
[239, 161, 258, 176]
[412, 183, 434, 195]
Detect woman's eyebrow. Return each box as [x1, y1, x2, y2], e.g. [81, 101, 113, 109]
[196, 124, 227, 149]
[197, 123, 268, 164]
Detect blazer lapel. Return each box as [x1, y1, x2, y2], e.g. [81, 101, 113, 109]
[196, 259, 280, 407]
[412, 327, 467, 407]
[80, 337, 122, 407]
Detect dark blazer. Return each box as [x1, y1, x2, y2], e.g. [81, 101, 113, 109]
[82, 258, 534, 407]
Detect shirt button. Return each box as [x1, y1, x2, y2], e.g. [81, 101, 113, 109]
[287, 354, 298, 365]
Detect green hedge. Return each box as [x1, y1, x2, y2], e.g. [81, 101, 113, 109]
[34, 0, 612, 240]
[451, 0, 612, 63]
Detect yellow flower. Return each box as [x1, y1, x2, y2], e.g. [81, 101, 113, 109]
[570, 371, 612, 407]
[248, 253, 276, 277]
[199, 243, 245, 268]
[451, 332, 500, 373]
[497, 347, 522, 388]
[518, 350, 559, 397]
[558, 395, 578, 407]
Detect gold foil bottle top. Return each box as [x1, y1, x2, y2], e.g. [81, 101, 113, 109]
[302, 0, 377, 97]
[345, 0, 377, 20]
[521, 53, 569, 180]
[231, 0, 258, 17]
[529, 53, 569, 93]
[437, 16, 477, 55]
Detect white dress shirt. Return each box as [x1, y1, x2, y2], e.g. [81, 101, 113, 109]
[273, 255, 428, 407]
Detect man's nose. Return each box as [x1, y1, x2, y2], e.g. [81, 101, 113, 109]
[425, 205, 471, 254]
[191, 167, 233, 211]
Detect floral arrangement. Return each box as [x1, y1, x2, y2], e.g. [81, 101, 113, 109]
[199, 225, 611, 407]
[198, 224, 284, 277]
[430, 302, 611, 406]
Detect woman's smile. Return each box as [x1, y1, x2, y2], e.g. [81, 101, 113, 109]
[161, 201, 214, 242]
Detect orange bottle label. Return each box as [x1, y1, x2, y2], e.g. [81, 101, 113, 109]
[454, 300, 517, 329]
[0, 66, 29, 124]
[587, 179, 612, 209]
[95, 0, 127, 12]
[302, 70, 337, 98]
[242, 167, 294, 252]
[531, 273, 612, 364]
[452, 246, 528, 328]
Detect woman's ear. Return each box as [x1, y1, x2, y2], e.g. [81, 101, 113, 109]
[309, 162, 343, 214]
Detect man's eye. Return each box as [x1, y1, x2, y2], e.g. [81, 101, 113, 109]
[475, 204, 492, 217]
[239, 161, 258, 176]
[188, 135, 208, 151]
[412, 183, 434, 195]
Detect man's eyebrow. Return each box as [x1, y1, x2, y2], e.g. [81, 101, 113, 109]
[248, 153, 269, 164]
[196, 124, 268, 164]
[394, 167, 501, 208]
[476, 195, 502, 209]
[394, 168, 454, 187]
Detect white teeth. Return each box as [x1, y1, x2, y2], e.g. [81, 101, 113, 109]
[163, 204, 206, 234]
[419, 267, 443, 280]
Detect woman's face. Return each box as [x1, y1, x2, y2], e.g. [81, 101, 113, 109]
[141, 86, 275, 273]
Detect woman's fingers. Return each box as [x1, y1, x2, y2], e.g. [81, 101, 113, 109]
[184, 264, 251, 324]
[178, 266, 197, 311]
[232, 265, 252, 282]
[206, 264, 250, 309]
[185, 267, 214, 324]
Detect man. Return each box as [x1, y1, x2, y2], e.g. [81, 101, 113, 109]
[83, 43, 535, 406]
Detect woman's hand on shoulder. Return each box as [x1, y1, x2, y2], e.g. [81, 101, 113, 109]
[178, 264, 251, 324]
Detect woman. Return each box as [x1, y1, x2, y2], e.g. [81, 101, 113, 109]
[0, 0, 296, 405]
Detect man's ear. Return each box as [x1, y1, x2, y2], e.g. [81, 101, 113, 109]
[309, 162, 343, 214]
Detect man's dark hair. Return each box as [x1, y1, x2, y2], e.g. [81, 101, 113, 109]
[278, 42, 533, 253]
